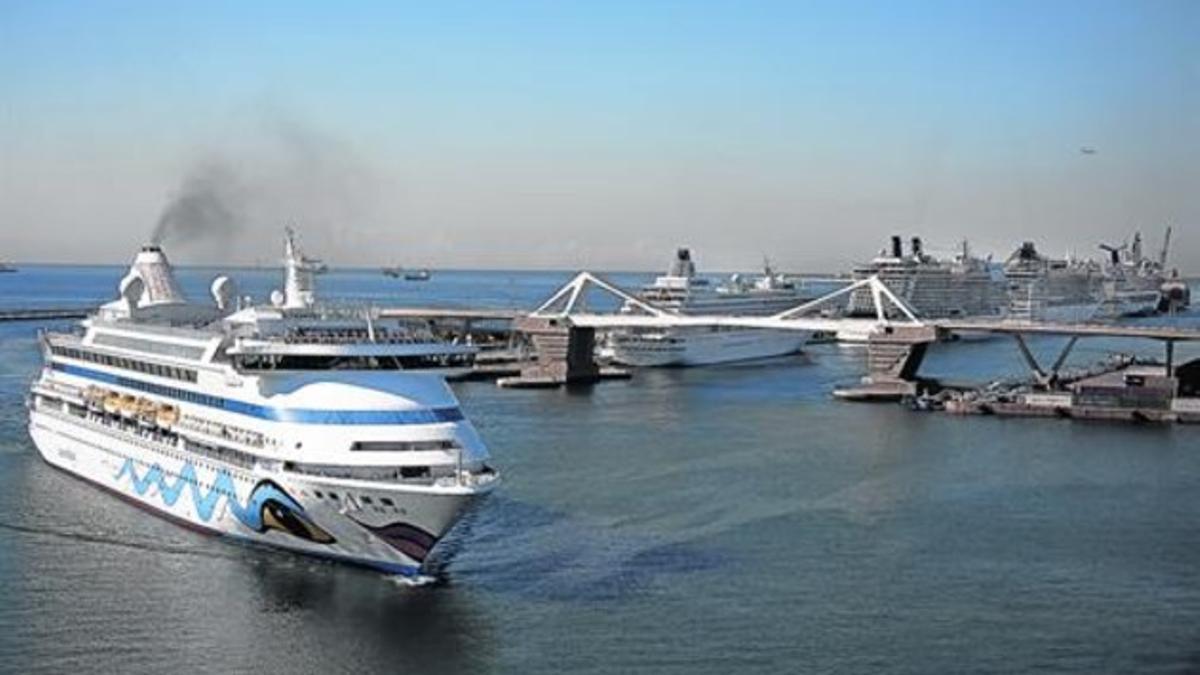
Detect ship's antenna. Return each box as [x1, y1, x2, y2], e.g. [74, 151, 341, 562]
[1159, 226, 1172, 267]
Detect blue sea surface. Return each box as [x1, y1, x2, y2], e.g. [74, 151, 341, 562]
[1, 266, 1199, 674]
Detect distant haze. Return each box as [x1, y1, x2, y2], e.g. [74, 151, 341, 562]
[1, 1, 1197, 273]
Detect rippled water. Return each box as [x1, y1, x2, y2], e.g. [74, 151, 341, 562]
[2, 266, 1200, 674]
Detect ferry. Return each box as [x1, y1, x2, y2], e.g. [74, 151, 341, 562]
[605, 248, 813, 367]
[382, 266, 432, 281]
[27, 230, 497, 576]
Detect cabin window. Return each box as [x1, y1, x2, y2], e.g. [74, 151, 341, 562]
[399, 466, 430, 479]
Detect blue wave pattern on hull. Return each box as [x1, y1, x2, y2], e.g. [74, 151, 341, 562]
[114, 458, 299, 530]
[50, 362, 465, 425]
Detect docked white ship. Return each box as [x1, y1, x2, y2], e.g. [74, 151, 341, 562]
[1004, 241, 1104, 323]
[27, 230, 497, 576]
[606, 248, 814, 366]
[839, 235, 1006, 341]
[1097, 229, 1173, 318]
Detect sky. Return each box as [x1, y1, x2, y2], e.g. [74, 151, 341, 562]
[1, 0, 1197, 271]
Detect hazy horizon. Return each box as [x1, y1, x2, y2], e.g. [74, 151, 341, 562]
[2, 1, 1197, 273]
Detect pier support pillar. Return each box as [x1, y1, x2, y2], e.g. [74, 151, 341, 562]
[837, 325, 939, 400]
[509, 317, 601, 385]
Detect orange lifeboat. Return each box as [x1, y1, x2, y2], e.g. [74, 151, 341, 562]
[117, 394, 138, 417]
[156, 405, 179, 429]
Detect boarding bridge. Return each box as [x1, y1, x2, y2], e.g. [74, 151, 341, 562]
[518, 272, 937, 390]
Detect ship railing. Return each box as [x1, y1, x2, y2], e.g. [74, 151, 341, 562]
[175, 415, 270, 449]
[35, 401, 176, 453]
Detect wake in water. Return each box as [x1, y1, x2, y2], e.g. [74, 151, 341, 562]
[386, 573, 440, 588]
[0, 519, 237, 561]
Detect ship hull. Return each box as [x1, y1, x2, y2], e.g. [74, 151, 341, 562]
[609, 328, 809, 367]
[1100, 290, 1161, 318]
[28, 408, 485, 576]
[1028, 301, 1101, 324]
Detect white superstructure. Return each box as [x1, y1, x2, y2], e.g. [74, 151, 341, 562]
[1097, 229, 1173, 317]
[27, 232, 497, 576]
[848, 236, 1005, 320]
[1003, 241, 1104, 323]
[606, 248, 813, 366]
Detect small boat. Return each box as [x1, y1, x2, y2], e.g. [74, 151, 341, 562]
[382, 266, 432, 281]
[0, 262, 17, 273]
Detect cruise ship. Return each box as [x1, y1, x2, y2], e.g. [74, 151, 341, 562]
[605, 248, 813, 367]
[1097, 229, 1173, 317]
[1003, 241, 1104, 322]
[27, 230, 498, 576]
[848, 236, 1006, 318]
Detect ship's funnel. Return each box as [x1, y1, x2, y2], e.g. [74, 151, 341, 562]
[127, 244, 187, 307]
[890, 236, 903, 258]
[911, 237, 923, 258]
[668, 247, 696, 278]
[281, 227, 317, 309]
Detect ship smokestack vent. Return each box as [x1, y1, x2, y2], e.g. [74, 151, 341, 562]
[125, 244, 187, 307]
[911, 237, 923, 258]
[668, 247, 696, 278]
[890, 236, 903, 258]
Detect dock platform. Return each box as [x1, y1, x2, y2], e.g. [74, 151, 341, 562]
[0, 308, 90, 322]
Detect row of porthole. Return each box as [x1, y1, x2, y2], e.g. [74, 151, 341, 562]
[305, 489, 398, 510]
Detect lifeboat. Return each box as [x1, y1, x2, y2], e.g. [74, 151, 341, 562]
[136, 398, 158, 424]
[102, 392, 122, 415]
[117, 394, 138, 417]
[156, 405, 179, 429]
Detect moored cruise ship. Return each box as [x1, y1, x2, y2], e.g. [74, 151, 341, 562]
[838, 236, 1006, 342]
[1097, 229, 1174, 318]
[1003, 241, 1104, 322]
[848, 236, 1005, 320]
[606, 248, 813, 367]
[27, 230, 497, 576]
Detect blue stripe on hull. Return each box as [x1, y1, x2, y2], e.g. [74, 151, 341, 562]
[49, 362, 463, 425]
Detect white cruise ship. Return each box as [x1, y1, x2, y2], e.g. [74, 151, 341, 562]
[848, 236, 1005, 320]
[1097, 229, 1172, 317]
[27, 230, 498, 576]
[1004, 241, 1104, 322]
[606, 248, 813, 367]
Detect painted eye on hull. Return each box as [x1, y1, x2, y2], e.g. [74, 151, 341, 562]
[260, 499, 336, 544]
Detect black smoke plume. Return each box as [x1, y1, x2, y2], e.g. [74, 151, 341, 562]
[151, 159, 246, 246]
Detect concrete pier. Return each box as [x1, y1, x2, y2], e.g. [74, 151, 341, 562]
[0, 308, 90, 322]
[499, 317, 606, 387]
[835, 325, 939, 400]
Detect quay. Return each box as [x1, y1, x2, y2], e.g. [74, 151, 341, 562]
[0, 307, 90, 322]
[834, 319, 1200, 425]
